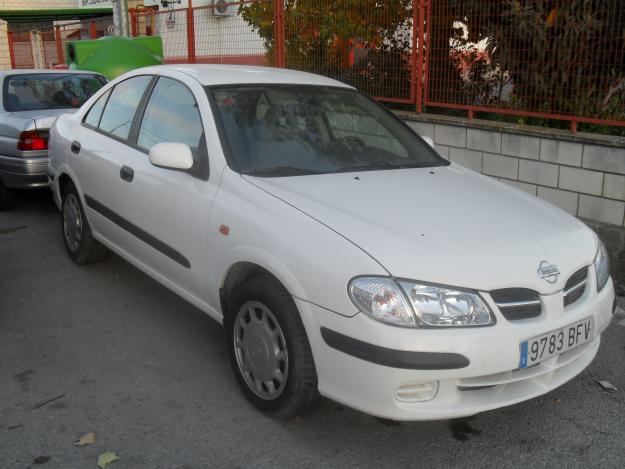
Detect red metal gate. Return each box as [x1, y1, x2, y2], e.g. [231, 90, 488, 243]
[8, 1, 625, 131]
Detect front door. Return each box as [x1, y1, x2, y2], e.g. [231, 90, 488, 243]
[110, 75, 220, 302]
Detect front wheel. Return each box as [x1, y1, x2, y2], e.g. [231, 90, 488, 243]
[61, 182, 108, 265]
[225, 275, 319, 419]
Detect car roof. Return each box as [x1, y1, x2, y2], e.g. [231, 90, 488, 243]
[0, 69, 104, 77]
[137, 64, 353, 88]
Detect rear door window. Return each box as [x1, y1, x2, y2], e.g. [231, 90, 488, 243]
[98, 75, 152, 140]
[83, 89, 111, 128]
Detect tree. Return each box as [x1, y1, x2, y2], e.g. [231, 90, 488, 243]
[240, 1, 625, 122]
[239, 0, 414, 99]
[431, 0, 625, 119]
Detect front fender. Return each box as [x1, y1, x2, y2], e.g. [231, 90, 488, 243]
[205, 169, 387, 320]
[226, 245, 310, 302]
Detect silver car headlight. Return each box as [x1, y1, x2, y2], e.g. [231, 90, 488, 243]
[348, 277, 494, 328]
[594, 240, 610, 291]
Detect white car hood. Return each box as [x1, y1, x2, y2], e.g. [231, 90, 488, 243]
[244, 164, 597, 294]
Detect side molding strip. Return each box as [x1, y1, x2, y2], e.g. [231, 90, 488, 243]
[320, 327, 470, 370]
[84, 195, 191, 269]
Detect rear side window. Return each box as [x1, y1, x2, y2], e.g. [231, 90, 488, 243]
[99, 75, 152, 140]
[137, 77, 203, 153]
[3, 73, 107, 112]
[83, 90, 111, 128]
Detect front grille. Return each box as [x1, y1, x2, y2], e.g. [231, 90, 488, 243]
[490, 288, 541, 320]
[563, 266, 588, 307]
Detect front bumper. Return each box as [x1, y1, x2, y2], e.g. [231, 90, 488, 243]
[0, 154, 49, 189]
[297, 277, 615, 421]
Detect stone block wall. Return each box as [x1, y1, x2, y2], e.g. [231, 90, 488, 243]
[399, 114, 625, 227]
[398, 113, 625, 283]
[0, 0, 77, 9]
[0, 20, 11, 71]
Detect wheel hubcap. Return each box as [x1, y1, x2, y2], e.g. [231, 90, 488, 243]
[233, 301, 288, 400]
[63, 193, 82, 252]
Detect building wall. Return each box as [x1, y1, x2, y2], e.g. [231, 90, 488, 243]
[193, 8, 265, 58]
[141, 5, 265, 61]
[11, 36, 34, 67]
[0, 0, 78, 10]
[0, 20, 11, 70]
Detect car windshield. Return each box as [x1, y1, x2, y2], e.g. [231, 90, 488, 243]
[3, 73, 107, 112]
[209, 85, 447, 176]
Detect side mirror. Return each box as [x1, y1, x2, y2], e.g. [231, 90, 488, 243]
[149, 142, 194, 170]
[422, 136, 435, 148]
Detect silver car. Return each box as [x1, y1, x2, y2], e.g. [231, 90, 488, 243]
[0, 70, 107, 209]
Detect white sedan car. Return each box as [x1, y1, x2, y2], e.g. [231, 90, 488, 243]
[48, 65, 616, 421]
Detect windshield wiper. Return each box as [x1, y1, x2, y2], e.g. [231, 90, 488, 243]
[336, 161, 432, 172]
[52, 73, 81, 81]
[246, 166, 322, 177]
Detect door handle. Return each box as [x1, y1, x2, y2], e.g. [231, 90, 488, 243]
[70, 141, 81, 154]
[120, 165, 134, 182]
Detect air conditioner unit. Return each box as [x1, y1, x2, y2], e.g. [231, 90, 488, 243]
[212, 0, 235, 17]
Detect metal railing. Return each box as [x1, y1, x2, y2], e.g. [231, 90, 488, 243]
[7, 32, 35, 69]
[282, 0, 418, 104]
[8, 17, 114, 69]
[8, 1, 625, 131]
[424, 0, 625, 131]
[129, 1, 273, 66]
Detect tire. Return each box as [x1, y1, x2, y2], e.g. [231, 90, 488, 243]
[0, 179, 15, 211]
[225, 275, 320, 419]
[61, 181, 108, 265]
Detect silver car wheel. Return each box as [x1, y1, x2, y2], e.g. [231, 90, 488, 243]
[63, 193, 83, 253]
[233, 301, 289, 400]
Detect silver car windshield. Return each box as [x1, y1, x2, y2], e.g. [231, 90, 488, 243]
[3, 73, 107, 112]
[209, 85, 447, 176]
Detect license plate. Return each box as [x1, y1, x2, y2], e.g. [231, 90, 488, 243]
[519, 318, 593, 369]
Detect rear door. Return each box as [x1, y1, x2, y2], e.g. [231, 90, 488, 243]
[71, 75, 154, 244]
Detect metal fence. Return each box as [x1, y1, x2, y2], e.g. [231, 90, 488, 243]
[130, 0, 419, 103]
[133, 8, 190, 63]
[8, 1, 625, 131]
[283, 0, 418, 104]
[130, 0, 272, 66]
[7, 32, 34, 69]
[8, 17, 114, 69]
[425, 0, 625, 130]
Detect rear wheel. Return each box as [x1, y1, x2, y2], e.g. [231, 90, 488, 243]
[0, 179, 15, 211]
[225, 275, 320, 419]
[61, 181, 107, 265]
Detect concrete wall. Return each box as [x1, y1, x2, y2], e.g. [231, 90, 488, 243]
[0, 0, 78, 10]
[400, 114, 625, 227]
[0, 20, 10, 70]
[398, 112, 625, 282]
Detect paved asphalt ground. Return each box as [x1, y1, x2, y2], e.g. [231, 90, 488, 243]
[1, 190, 625, 469]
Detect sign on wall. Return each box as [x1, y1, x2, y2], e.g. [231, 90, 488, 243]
[142, 0, 214, 7]
[78, 0, 113, 8]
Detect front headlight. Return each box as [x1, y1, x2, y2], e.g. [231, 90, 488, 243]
[348, 277, 494, 328]
[398, 281, 494, 327]
[594, 240, 610, 291]
[348, 277, 416, 327]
